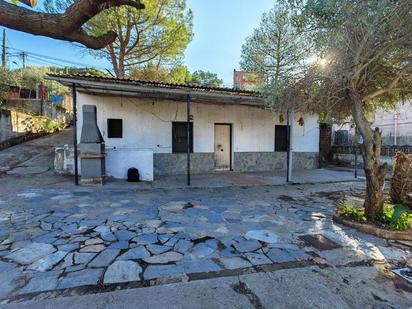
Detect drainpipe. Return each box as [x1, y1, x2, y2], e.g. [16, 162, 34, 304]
[72, 83, 79, 185]
[186, 94, 191, 186]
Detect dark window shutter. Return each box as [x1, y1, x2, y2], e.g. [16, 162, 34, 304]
[275, 125, 289, 152]
[172, 122, 193, 153]
[107, 119, 123, 138]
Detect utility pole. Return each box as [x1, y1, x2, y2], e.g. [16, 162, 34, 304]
[22, 52, 26, 68]
[2, 29, 6, 68]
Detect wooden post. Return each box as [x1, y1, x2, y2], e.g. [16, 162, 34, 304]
[72, 83, 79, 186]
[186, 94, 191, 186]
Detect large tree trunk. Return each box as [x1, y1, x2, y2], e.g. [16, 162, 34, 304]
[351, 96, 387, 220]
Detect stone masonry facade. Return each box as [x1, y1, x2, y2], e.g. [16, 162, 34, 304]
[154, 152, 319, 176]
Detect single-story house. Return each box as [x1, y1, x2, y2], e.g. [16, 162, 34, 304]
[48, 74, 320, 182]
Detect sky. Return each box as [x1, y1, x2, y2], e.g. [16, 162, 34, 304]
[1, 0, 274, 85]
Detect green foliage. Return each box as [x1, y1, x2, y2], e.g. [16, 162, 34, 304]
[5, 66, 68, 96]
[187, 70, 223, 88]
[22, 115, 64, 133]
[336, 198, 367, 223]
[129, 64, 223, 87]
[48, 67, 111, 78]
[129, 63, 190, 84]
[44, 0, 193, 78]
[338, 199, 412, 231]
[240, 2, 309, 101]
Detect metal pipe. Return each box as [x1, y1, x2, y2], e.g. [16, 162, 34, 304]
[72, 83, 79, 185]
[286, 110, 291, 183]
[394, 113, 398, 146]
[354, 146, 358, 178]
[186, 94, 191, 186]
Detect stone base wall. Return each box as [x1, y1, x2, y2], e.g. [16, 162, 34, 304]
[154, 153, 215, 176]
[154, 152, 319, 176]
[234, 152, 319, 172]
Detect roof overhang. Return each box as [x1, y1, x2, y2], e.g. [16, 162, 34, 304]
[46, 75, 265, 108]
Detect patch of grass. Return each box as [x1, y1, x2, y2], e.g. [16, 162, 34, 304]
[335, 197, 367, 223]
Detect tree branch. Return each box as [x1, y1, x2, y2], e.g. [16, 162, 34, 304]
[0, 0, 145, 49]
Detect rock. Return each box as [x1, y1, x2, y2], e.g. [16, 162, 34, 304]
[40, 221, 53, 231]
[174, 240, 193, 253]
[184, 259, 221, 274]
[85, 238, 103, 246]
[144, 220, 163, 229]
[6, 243, 55, 265]
[101, 232, 117, 242]
[159, 201, 186, 212]
[104, 261, 142, 284]
[143, 251, 183, 264]
[58, 268, 103, 289]
[233, 239, 261, 253]
[0, 268, 26, 298]
[19, 271, 60, 294]
[74, 252, 97, 265]
[158, 234, 173, 244]
[117, 247, 150, 260]
[190, 243, 216, 259]
[143, 265, 185, 280]
[88, 249, 120, 268]
[146, 244, 172, 255]
[244, 252, 272, 265]
[0, 261, 16, 272]
[108, 241, 129, 249]
[28, 251, 67, 271]
[58, 243, 79, 252]
[157, 222, 184, 234]
[219, 257, 252, 270]
[245, 230, 278, 244]
[266, 248, 311, 263]
[133, 234, 158, 245]
[79, 244, 106, 253]
[114, 230, 136, 241]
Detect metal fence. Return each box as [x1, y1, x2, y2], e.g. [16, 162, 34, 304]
[332, 145, 412, 156]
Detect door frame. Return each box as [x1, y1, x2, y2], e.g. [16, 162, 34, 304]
[214, 123, 233, 171]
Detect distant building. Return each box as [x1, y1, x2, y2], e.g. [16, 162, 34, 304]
[233, 70, 261, 91]
[332, 101, 412, 146]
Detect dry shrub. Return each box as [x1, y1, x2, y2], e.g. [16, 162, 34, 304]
[390, 152, 412, 208]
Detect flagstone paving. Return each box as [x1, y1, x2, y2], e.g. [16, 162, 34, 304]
[0, 182, 410, 303]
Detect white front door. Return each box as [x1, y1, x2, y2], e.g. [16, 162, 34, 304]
[214, 124, 231, 170]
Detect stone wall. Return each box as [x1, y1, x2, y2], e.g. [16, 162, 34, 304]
[154, 152, 319, 176]
[234, 152, 318, 172]
[0, 109, 23, 143]
[154, 153, 214, 176]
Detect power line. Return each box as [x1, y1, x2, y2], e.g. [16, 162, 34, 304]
[5, 46, 109, 70]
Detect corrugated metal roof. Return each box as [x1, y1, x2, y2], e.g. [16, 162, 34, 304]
[46, 73, 260, 97]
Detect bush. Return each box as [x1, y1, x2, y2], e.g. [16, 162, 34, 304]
[336, 199, 412, 231]
[336, 197, 367, 223]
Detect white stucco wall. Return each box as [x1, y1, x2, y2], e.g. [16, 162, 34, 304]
[74, 93, 319, 179]
[76, 93, 319, 153]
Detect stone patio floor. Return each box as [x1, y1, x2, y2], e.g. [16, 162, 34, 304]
[0, 180, 411, 304]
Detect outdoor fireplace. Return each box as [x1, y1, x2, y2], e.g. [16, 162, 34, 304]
[79, 105, 106, 185]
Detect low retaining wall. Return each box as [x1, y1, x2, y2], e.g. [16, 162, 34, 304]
[333, 153, 394, 168]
